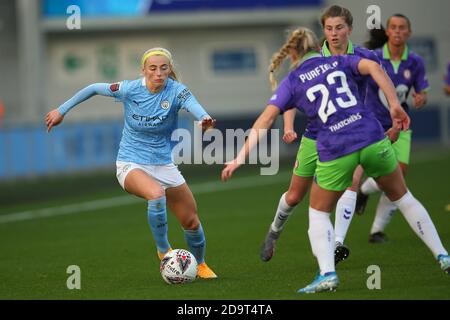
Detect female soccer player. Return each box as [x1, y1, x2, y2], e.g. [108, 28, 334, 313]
[260, 5, 385, 265]
[45, 47, 217, 279]
[222, 28, 449, 293]
[355, 14, 430, 244]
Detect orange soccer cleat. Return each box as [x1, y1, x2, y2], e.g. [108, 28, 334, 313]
[197, 262, 218, 279]
[157, 248, 173, 261]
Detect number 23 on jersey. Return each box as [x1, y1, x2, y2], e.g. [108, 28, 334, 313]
[306, 71, 357, 123]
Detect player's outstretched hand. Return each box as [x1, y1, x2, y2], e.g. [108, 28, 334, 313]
[200, 117, 216, 131]
[385, 127, 400, 143]
[282, 130, 297, 144]
[412, 92, 426, 109]
[45, 109, 64, 133]
[221, 160, 240, 182]
[390, 105, 410, 131]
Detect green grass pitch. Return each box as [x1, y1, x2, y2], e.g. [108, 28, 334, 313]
[0, 147, 449, 300]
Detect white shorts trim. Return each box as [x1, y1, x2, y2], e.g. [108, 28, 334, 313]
[116, 161, 186, 190]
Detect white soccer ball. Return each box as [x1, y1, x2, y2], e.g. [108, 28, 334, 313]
[160, 249, 198, 284]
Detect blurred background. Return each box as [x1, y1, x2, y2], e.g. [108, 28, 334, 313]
[0, 0, 449, 181]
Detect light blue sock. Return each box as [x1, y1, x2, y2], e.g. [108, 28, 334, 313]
[147, 197, 171, 253]
[184, 224, 206, 264]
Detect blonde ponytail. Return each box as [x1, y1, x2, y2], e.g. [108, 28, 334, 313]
[268, 28, 319, 91]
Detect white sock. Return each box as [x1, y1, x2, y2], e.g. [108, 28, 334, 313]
[334, 190, 357, 244]
[308, 207, 335, 275]
[394, 191, 448, 258]
[361, 177, 381, 195]
[370, 193, 398, 234]
[270, 192, 296, 233]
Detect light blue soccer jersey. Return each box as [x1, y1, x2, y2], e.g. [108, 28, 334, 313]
[58, 77, 209, 165]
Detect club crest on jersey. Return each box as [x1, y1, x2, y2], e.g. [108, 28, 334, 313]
[161, 100, 170, 110]
[403, 69, 411, 80]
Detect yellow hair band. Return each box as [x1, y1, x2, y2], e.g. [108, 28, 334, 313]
[141, 50, 172, 67]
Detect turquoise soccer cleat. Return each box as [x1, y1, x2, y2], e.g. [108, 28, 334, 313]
[297, 272, 339, 294]
[437, 254, 450, 274]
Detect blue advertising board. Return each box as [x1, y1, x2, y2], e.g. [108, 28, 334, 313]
[43, 0, 321, 17]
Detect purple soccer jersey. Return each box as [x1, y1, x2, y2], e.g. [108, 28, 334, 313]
[365, 44, 430, 130]
[269, 53, 385, 162]
[300, 41, 381, 140]
[446, 62, 450, 86]
[322, 41, 382, 101]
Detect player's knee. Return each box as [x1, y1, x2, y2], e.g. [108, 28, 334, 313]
[144, 188, 165, 201]
[285, 191, 301, 207]
[382, 182, 408, 202]
[182, 214, 200, 230]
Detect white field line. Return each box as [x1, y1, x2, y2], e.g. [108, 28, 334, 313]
[0, 172, 291, 224]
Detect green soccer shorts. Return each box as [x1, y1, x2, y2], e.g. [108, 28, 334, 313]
[293, 136, 318, 177]
[315, 137, 398, 191]
[392, 130, 412, 165]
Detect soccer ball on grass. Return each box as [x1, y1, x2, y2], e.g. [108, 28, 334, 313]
[160, 249, 198, 284]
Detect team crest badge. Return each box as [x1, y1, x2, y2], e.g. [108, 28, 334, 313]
[378, 148, 390, 160]
[403, 69, 411, 80]
[161, 100, 170, 110]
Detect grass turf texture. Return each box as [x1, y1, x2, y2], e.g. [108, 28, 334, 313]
[0, 147, 449, 300]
